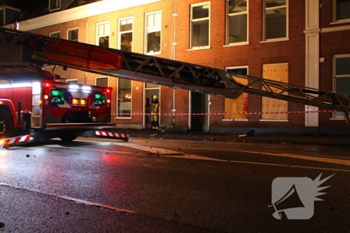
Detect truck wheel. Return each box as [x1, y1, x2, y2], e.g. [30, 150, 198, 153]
[59, 135, 77, 142]
[0, 110, 15, 138]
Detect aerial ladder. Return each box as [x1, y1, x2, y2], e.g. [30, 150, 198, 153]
[1, 27, 349, 124]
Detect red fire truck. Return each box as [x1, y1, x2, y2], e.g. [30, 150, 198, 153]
[0, 76, 123, 143]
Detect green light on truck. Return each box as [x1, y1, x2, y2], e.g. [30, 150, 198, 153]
[50, 90, 64, 104]
[94, 94, 106, 106]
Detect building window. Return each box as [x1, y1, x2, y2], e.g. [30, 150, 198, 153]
[97, 22, 110, 48]
[261, 63, 288, 121]
[66, 79, 78, 84]
[49, 0, 61, 11]
[264, 0, 288, 40]
[96, 77, 108, 87]
[224, 67, 249, 120]
[333, 55, 350, 119]
[190, 2, 210, 49]
[145, 12, 161, 54]
[226, 0, 248, 44]
[0, 10, 4, 26]
[117, 78, 132, 118]
[49, 31, 60, 38]
[68, 28, 78, 42]
[334, 0, 350, 21]
[119, 17, 133, 52]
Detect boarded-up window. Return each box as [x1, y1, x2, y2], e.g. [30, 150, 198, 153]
[261, 64, 288, 120]
[224, 67, 248, 120]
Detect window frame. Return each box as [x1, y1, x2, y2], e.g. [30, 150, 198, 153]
[118, 17, 134, 52]
[49, 31, 60, 38]
[190, 2, 211, 50]
[95, 77, 109, 87]
[96, 21, 110, 48]
[226, 0, 249, 46]
[66, 79, 78, 84]
[49, 0, 61, 12]
[144, 11, 162, 55]
[67, 28, 78, 42]
[116, 78, 132, 119]
[332, 54, 350, 120]
[262, 0, 289, 42]
[333, 0, 350, 23]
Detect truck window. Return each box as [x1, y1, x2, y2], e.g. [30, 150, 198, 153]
[50, 90, 64, 104]
[94, 94, 106, 106]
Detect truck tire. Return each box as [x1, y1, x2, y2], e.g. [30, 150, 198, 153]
[0, 110, 15, 138]
[59, 135, 77, 142]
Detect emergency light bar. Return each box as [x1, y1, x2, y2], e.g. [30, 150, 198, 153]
[0, 82, 40, 89]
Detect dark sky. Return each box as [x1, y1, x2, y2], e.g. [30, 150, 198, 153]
[1, 0, 46, 9]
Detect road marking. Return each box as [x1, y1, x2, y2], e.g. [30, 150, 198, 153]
[0, 182, 136, 214]
[58, 196, 136, 214]
[240, 151, 350, 166]
[165, 154, 350, 172]
[117, 143, 350, 172]
[117, 143, 184, 155]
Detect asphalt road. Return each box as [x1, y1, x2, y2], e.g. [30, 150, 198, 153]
[1, 137, 350, 232]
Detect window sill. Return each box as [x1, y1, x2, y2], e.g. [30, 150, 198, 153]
[145, 52, 161, 55]
[330, 19, 350, 25]
[188, 46, 211, 51]
[259, 119, 289, 122]
[260, 38, 290, 44]
[222, 119, 249, 122]
[330, 117, 346, 121]
[115, 117, 132, 120]
[223, 42, 249, 47]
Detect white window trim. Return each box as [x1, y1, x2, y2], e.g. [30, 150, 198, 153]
[67, 27, 79, 41]
[116, 78, 133, 119]
[190, 1, 211, 50]
[331, 54, 350, 120]
[144, 11, 162, 55]
[332, 0, 350, 23]
[226, 0, 249, 45]
[96, 21, 110, 46]
[118, 16, 133, 51]
[262, 0, 289, 42]
[49, 0, 61, 12]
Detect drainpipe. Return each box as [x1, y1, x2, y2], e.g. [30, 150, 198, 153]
[171, 0, 177, 126]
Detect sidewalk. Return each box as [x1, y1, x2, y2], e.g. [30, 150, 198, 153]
[114, 128, 350, 147]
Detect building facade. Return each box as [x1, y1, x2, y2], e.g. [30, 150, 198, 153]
[5, 0, 350, 134]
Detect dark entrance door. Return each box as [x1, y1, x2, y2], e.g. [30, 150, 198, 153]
[191, 92, 206, 131]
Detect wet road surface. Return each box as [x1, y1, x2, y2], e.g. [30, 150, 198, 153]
[1, 137, 350, 232]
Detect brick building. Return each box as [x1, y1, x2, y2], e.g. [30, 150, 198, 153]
[3, 0, 350, 134]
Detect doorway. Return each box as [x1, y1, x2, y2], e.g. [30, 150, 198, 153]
[144, 83, 160, 129]
[190, 92, 209, 132]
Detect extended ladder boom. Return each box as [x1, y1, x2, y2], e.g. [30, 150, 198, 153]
[1, 28, 349, 121]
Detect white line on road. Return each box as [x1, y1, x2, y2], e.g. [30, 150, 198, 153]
[117, 143, 350, 172]
[0, 182, 136, 214]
